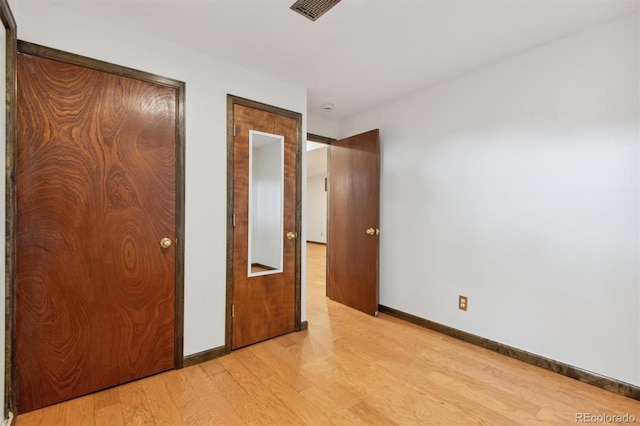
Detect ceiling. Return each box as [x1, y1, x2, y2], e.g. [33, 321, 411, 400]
[40, 0, 639, 119]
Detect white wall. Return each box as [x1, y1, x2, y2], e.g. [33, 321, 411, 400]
[341, 13, 640, 385]
[308, 112, 341, 139]
[306, 175, 327, 243]
[10, 1, 308, 361]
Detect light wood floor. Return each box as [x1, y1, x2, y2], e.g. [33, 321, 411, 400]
[16, 242, 640, 425]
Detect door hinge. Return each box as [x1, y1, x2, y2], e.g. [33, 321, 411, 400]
[232, 214, 236, 227]
[232, 304, 235, 317]
[233, 124, 237, 137]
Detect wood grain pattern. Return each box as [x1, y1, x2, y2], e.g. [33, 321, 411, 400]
[327, 129, 380, 315]
[15, 40, 188, 373]
[14, 243, 640, 425]
[231, 103, 298, 349]
[15, 52, 177, 412]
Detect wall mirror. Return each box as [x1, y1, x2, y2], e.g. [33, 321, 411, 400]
[248, 130, 284, 277]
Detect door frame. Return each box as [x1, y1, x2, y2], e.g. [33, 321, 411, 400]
[225, 95, 302, 353]
[1, 0, 16, 417]
[6, 41, 186, 415]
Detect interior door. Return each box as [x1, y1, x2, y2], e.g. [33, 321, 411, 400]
[327, 129, 380, 316]
[15, 50, 180, 412]
[231, 101, 300, 349]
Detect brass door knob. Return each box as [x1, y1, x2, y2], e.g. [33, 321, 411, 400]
[160, 237, 172, 248]
[286, 232, 297, 240]
[366, 228, 375, 235]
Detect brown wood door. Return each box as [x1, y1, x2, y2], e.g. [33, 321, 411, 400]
[16, 52, 179, 412]
[327, 129, 380, 316]
[231, 102, 299, 349]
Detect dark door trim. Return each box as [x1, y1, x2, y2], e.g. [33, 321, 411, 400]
[8, 41, 185, 414]
[226, 95, 302, 353]
[1, 0, 17, 417]
[307, 133, 336, 145]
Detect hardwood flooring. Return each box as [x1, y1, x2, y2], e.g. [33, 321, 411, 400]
[15, 242, 640, 425]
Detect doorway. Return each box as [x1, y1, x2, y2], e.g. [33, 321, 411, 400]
[305, 134, 332, 303]
[305, 130, 381, 316]
[306, 134, 333, 246]
[226, 95, 302, 351]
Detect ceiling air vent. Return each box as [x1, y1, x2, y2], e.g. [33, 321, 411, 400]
[290, 0, 342, 22]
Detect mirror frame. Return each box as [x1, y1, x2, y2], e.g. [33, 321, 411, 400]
[247, 130, 285, 277]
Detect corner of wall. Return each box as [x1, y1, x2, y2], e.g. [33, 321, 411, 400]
[307, 112, 341, 139]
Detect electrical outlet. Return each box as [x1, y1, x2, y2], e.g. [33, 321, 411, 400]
[458, 295, 468, 311]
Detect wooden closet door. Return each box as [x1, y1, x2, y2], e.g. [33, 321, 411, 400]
[231, 103, 299, 349]
[16, 52, 177, 412]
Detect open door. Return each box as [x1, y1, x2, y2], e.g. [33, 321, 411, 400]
[327, 129, 380, 316]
